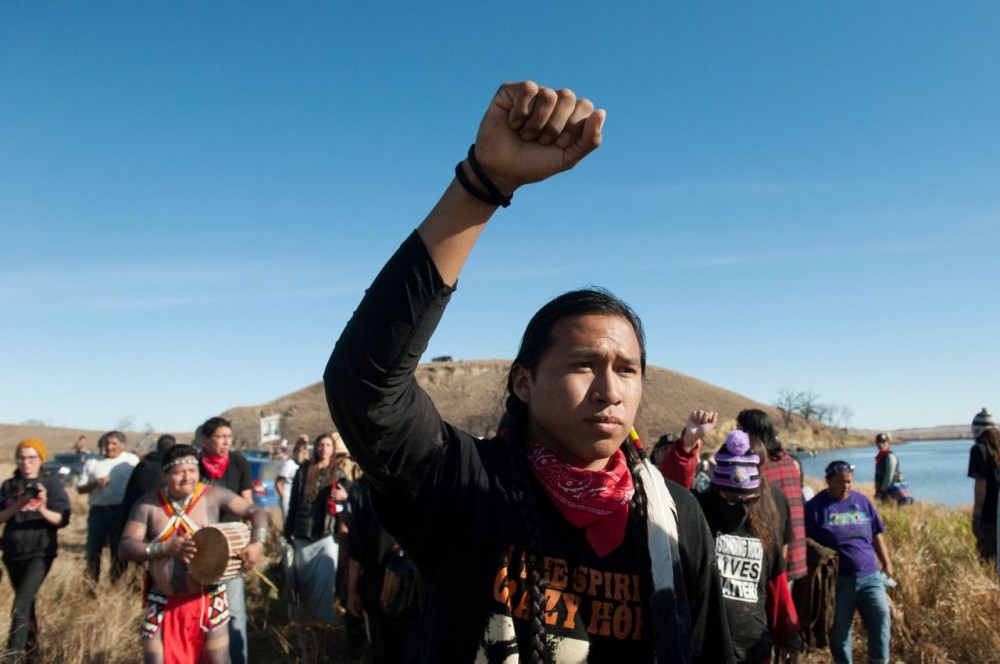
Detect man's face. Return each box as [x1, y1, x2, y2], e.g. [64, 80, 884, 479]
[202, 426, 233, 456]
[162, 459, 200, 498]
[513, 314, 642, 470]
[104, 436, 123, 459]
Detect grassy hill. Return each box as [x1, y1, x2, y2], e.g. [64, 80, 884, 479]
[1, 360, 867, 455]
[219, 359, 862, 451]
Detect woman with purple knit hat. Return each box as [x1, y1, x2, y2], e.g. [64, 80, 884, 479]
[696, 431, 802, 664]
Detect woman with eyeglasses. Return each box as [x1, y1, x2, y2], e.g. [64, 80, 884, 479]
[696, 431, 802, 663]
[805, 461, 894, 664]
[0, 439, 72, 661]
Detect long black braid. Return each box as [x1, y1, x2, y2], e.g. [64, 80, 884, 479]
[500, 287, 652, 663]
[507, 437, 552, 663]
[505, 403, 662, 661]
[504, 393, 551, 664]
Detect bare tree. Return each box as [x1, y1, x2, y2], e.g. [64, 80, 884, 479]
[830, 405, 854, 429]
[813, 403, 834, 425]
[774, 389, 802, 428]
[796, 391, 822, 422]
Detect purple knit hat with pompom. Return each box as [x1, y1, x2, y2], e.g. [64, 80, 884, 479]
[711, 430, 761, 495]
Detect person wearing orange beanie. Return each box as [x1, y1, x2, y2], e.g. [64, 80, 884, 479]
[15, 438, 48, 463]
[1, 439, 71, 660]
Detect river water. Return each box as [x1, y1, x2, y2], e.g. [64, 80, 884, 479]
[796, 439, 974, 509]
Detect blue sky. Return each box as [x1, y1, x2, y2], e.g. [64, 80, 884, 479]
[2, 2, 997, 434]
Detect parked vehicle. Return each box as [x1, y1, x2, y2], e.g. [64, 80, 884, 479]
[42, 452, 99, 485]
[247, 456, 282, 509]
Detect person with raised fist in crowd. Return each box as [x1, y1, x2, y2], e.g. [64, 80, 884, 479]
[324, 81, 734, 663]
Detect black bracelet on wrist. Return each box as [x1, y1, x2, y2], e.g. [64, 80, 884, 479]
[454, 161, 499, 206]
[454, 144, 512, 208]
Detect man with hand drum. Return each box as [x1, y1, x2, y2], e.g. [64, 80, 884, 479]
[119, 444, 269, 664]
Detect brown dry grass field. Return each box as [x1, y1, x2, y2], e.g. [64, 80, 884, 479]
[1, 456, 998, 662]
[0, 363, 984, 662]
[0, 460, 352, 663]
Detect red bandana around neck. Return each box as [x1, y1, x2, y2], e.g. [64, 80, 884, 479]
[200, 451, 230, 480]
[527, 441, 635, 558]
[875, 448, 891, 464]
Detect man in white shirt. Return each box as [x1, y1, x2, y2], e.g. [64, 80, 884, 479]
[276, 435, 310, 521]
[78, 430, 140, 582]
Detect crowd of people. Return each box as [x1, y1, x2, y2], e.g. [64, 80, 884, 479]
[0, 418, 418, 664]
[7, 414, 995, 663]
[1, 79, 997, 663]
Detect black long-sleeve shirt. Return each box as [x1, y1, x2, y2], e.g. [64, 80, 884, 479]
[325, 231, 732, 663]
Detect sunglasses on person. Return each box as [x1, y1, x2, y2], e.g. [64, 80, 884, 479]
[825, 462, 855, 477]
[718, 489, 760, 505]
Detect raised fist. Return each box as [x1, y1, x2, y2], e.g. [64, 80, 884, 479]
[472, 81, 605, 195]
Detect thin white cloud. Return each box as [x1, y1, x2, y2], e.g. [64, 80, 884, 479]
[0, 260, 370, 313]
[92, 295, 223, 312]
[624, 176, 874, 200]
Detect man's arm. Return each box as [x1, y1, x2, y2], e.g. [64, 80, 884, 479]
[417, 81, 605, 286]
[119, 503, 152, 562]
[275, 476, 289, 501]
[119, 501, 199, 564]
[235, 453, 253, 504]
[77, 461, 109, 494]
[660, 411, 718, 488]
[224, 493, 270, 570]
[325, 82, 604, 497]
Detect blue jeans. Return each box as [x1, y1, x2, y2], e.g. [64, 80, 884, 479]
[831, 571, 891, 664]
[226, 576, 248, 664]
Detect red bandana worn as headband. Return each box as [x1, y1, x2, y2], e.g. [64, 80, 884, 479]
[527, 441, 635, 558]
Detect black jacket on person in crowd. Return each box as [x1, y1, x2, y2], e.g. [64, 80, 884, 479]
[324, 232, 733, 663]
[120, 450, 166, 528]
[1, 473, 71, 562]
[199, 452, 252, 524]
[284, 460, 338, 542]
